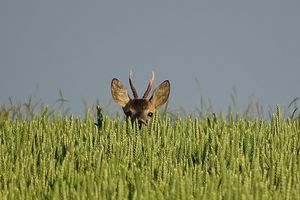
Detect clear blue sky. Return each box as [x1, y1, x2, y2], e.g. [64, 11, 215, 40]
[1, 0, 299, 116]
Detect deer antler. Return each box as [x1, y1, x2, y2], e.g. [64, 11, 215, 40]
[143, 71, 155, 98]
[129, 70, 138, 99]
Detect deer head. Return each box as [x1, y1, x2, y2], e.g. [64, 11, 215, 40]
[111, 71, 170, 128]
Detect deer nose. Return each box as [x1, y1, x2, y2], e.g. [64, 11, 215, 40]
[137, 119, 147, 129]
[138, 119, 147, 125]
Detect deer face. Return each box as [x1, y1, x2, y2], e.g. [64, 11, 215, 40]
[111, 71, 170, 128]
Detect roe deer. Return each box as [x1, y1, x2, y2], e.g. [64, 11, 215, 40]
[111, 71, 170, 128]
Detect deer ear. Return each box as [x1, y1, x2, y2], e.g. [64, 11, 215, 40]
[111, 78, 131, 107]
[149, 80, 170, 108]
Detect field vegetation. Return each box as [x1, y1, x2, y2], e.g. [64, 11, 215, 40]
[0, 98, 299, 199]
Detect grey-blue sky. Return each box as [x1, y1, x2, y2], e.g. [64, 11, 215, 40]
[1, 0, 299, 115]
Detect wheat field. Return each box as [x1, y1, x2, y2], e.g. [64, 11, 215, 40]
[0, 105, 299, 199]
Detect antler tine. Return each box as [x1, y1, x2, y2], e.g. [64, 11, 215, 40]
[143, 71, 155, 99]
[129, 70, 139, 99]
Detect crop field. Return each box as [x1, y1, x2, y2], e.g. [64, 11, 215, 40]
[0, 105, 300, 199]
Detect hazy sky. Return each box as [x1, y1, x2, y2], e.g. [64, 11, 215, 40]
[1, 0, 299, 116]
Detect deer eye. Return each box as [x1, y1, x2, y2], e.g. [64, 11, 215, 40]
[148, 112, 153, 117]
[125, 111, 132, 117]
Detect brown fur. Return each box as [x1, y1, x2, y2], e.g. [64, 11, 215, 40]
[111, 73, 170, 127]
